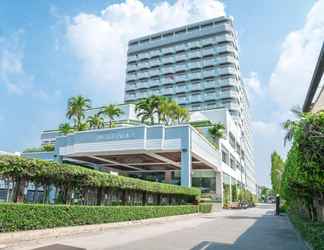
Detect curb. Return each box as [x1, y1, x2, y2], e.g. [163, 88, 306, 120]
[0, 213, 200, 246]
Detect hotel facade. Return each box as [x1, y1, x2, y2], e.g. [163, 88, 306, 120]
[22, 16, 257, 203]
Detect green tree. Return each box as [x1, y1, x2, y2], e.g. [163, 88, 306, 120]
[59, 123, 74, 135]
[100, 104, 123, 128]
[135, 97, 156, 125]
[172, 105, 190, 124]
[87, 114, 105, 129]
[66, 96, 91, 131]
[271, 151, 284, 195]
[208, 123, 225, 141]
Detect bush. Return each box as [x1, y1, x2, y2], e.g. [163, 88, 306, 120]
[23, 144, 55, 153]
[0, 155, 200, 201]
[0, 203, 200, 232]
[289, 209, 324, 250]
[198, 203, 213, 213]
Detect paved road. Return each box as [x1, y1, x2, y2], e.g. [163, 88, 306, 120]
[6, 204, 307, 250]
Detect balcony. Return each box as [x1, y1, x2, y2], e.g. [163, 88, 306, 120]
[188, 61, 202, 69]
[150, 59, 161, 67]
[175, 85, 186, 93]
[224, 102, 240, 111]
[149, 69, 160, 77]
[125, 93, 136, 101]
[137, 71, 150, 79]
[162, 56, 174, 64]
[204, 93, 217, 101]
[137, 61, 150, 69]
[127, 55, 137, 63]
[202, 48, 215, 57]
[216, 33, 233, 43]
[202, 59, 215, 67]
[127, 64, 137, 72]
[188, 72, 202, 80]
[161, 77, 173, 85]
[175, 64, 187, 72]
[175, 74, 187, 82]
[149, 79, 161, 87]
[137, 81, 149, 89]
[175, 44, 186, 51]
[190, 94, 202, 103]
[221, 90, 237, 99]
[151, 89, 161, 96]
[150, 50, 160, 57]
[201, 37, 214, 46]
[163, 87, 174, 95]
[204, 81, 217, 89]
[162, 67, 174, 74]
[218, 67, 236, 76]
[216, 55, 236, 65]
[175, 53, 187, 62]
[136, 92, 149, 99]
[125, 83, 136, 91]
[220, 78, 237, 87]
[188, 51, 201, 59]
[187, 41, 201, 49]
[138, 52, 150, 60]
[203, 70, 216, 78]
[176, 96, 188, 104]
[190, 83, 202, 91]
[162, 47, 174, 54]
[126, 74, 136, 81]
[217, 45, 235, 54]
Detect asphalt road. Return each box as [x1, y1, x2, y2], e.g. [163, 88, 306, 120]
[6, 204, 307, 250]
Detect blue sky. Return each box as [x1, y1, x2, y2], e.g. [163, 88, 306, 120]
[1, 0, 323, 187]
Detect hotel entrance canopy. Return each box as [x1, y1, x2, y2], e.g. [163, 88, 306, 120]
[55, 125, 221, 187]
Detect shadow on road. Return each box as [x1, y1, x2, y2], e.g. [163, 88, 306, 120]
[190, 209, 306, 250]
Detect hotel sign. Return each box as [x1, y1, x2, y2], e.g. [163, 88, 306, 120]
[96, 130, 138, 141]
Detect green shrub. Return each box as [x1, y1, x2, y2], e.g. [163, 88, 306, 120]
[289, 210, 324, 250]
[0, 203, 200, 232]
[198, 203, 213, 213]
[23, 144, 55, 153]
[0, 155, 200, 200]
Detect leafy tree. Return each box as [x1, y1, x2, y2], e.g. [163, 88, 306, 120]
[66, 96, 91, 131]
[87, 114, 105, 129]
[100, 104, 123, 128]
[59, 123, 74, 135]
[283, 106, 302, 145]
[173, 105, 190, 124]
[271, 151, 284, 195]
[208, 123, 225, 141]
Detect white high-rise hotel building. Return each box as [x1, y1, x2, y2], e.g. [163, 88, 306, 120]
[124, 17, 255, 192]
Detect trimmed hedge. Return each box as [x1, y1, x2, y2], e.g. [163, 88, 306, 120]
[0, 155, 200, 198]
[0, 203, 201, 232]
[198, 203, 213, 213]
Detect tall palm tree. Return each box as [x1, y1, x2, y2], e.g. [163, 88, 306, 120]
[66, 95, 91, 131]
[173, 105, 190, 124]
[87, 114, 105, 129]
[152, 96, 169, 124]
[100, 104, 123, 128]
[59, 123, 74, 135]
[135, 98, 156, 125]
[283, 106, 302, 146]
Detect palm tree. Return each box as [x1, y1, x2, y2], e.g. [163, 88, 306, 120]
[87, 114, 105, 129]
[208, 123, 225, 141]
[59, 123, 74, 135]
[283, 106, 302, 146]
[152, 96, 169, 124]
[135, 98, 156, 125]
[100, 104, 123, 128]
[66, 96, 91, 131]
[173, 105, 190, 124]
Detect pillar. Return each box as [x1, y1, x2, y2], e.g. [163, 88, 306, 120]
[164, 171, 172, 184]
[215, 172, 223, 205]
[180, 127, 192, 187]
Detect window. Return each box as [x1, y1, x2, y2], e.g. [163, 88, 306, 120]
[163, 32, 173, 38]
[188, 26, 199, 32]
[175, 29, 186, 35]
[222, 150, 228, 164]
[229, 132, 236, 149]
[230, 156, 235, 169]
[201, 23, 213, 29]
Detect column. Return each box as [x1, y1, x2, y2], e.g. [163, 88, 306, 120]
[215, 172, 223, 205]
[164, 171, 172, 184]
[180, 127, 192, 187]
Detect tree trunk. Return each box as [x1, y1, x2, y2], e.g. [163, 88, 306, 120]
[97, 187, 103, 206]
[142, 191, 147, 206]
[122, 190, 127, 205]
[13, 177, 26, 203]
[157, 193, 161, 205]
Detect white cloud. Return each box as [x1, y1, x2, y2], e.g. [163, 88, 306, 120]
[0, 31, 34, 96]
[66, 0, 225, 102]
[268, 0, 324, 110]
[244, 72, 262, 97]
